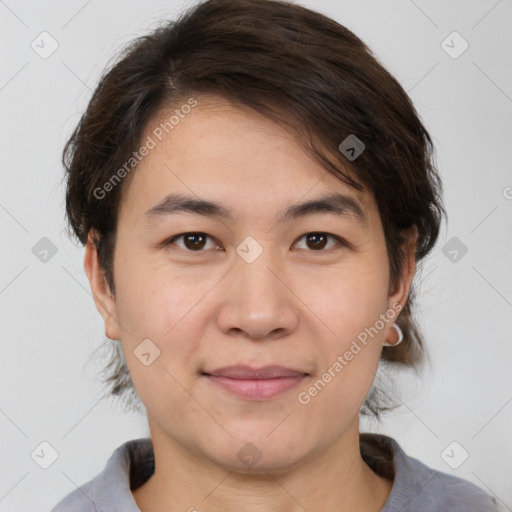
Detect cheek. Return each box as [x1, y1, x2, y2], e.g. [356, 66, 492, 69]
[113, 248, 203, 335]
[116, 279, 205, 371]
[112, 254, 206, 390]
[316, 261, 390, 339]
[115, 280, 205, 421]
[298, 305, 386, 430]
[307, 264, 389, 397]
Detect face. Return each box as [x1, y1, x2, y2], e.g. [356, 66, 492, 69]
[85, 94, 416, 472]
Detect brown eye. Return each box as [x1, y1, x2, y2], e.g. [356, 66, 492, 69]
[306, 233, 328, 250]
[183, 233, 207, 250]
[294, 232, 342, 251]
[166, 232, 217, 251]
[164, 231, 344, 253]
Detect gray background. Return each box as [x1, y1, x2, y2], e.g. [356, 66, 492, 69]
[1, 0, 511, 510]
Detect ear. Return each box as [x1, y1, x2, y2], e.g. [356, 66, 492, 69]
[84, 231, 121, 340]
[387, 226, 418, 316]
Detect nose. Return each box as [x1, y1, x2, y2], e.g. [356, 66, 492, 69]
[215, 247, 300, 341]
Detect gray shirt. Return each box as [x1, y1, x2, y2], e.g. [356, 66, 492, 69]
[51, 433, 497, 511]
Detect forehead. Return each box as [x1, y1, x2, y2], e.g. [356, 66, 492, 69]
[119, 95, 376, 226]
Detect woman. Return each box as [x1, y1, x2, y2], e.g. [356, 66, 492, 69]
[52, 0, 497, 510]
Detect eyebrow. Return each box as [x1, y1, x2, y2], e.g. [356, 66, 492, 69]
[143, 192, 368, 226]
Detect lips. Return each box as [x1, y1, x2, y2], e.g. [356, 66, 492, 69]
[203, 365, 308, 379]
[202, 365, 309, 399]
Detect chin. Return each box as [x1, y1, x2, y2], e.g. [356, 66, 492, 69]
[199, 430, 308, 474]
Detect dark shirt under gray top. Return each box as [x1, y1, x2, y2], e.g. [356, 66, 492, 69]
[51, 433, 497, 511]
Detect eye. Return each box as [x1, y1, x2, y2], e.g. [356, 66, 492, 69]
[165, 232, 220, 251]
[163, 231, 346, 253]
[293, 232, 344, 251]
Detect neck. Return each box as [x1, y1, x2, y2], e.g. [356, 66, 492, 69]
[132, 420, 393, 512]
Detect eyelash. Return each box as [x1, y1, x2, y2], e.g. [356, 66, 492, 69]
[163, 231, 347, 253]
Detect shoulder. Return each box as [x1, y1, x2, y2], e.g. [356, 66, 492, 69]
[360, 433, 497, 512]
[51, 438, 154, 512]
[51, 480, 96, 512]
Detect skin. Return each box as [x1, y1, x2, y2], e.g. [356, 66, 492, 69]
[84, 94, 417, 512]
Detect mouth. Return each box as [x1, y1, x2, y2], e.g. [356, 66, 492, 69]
[201, 365, 309, 400]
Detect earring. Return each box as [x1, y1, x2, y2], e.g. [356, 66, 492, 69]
[383, 323, 403, 347]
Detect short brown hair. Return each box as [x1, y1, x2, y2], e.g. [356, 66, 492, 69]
[63, 0, 445, 418]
